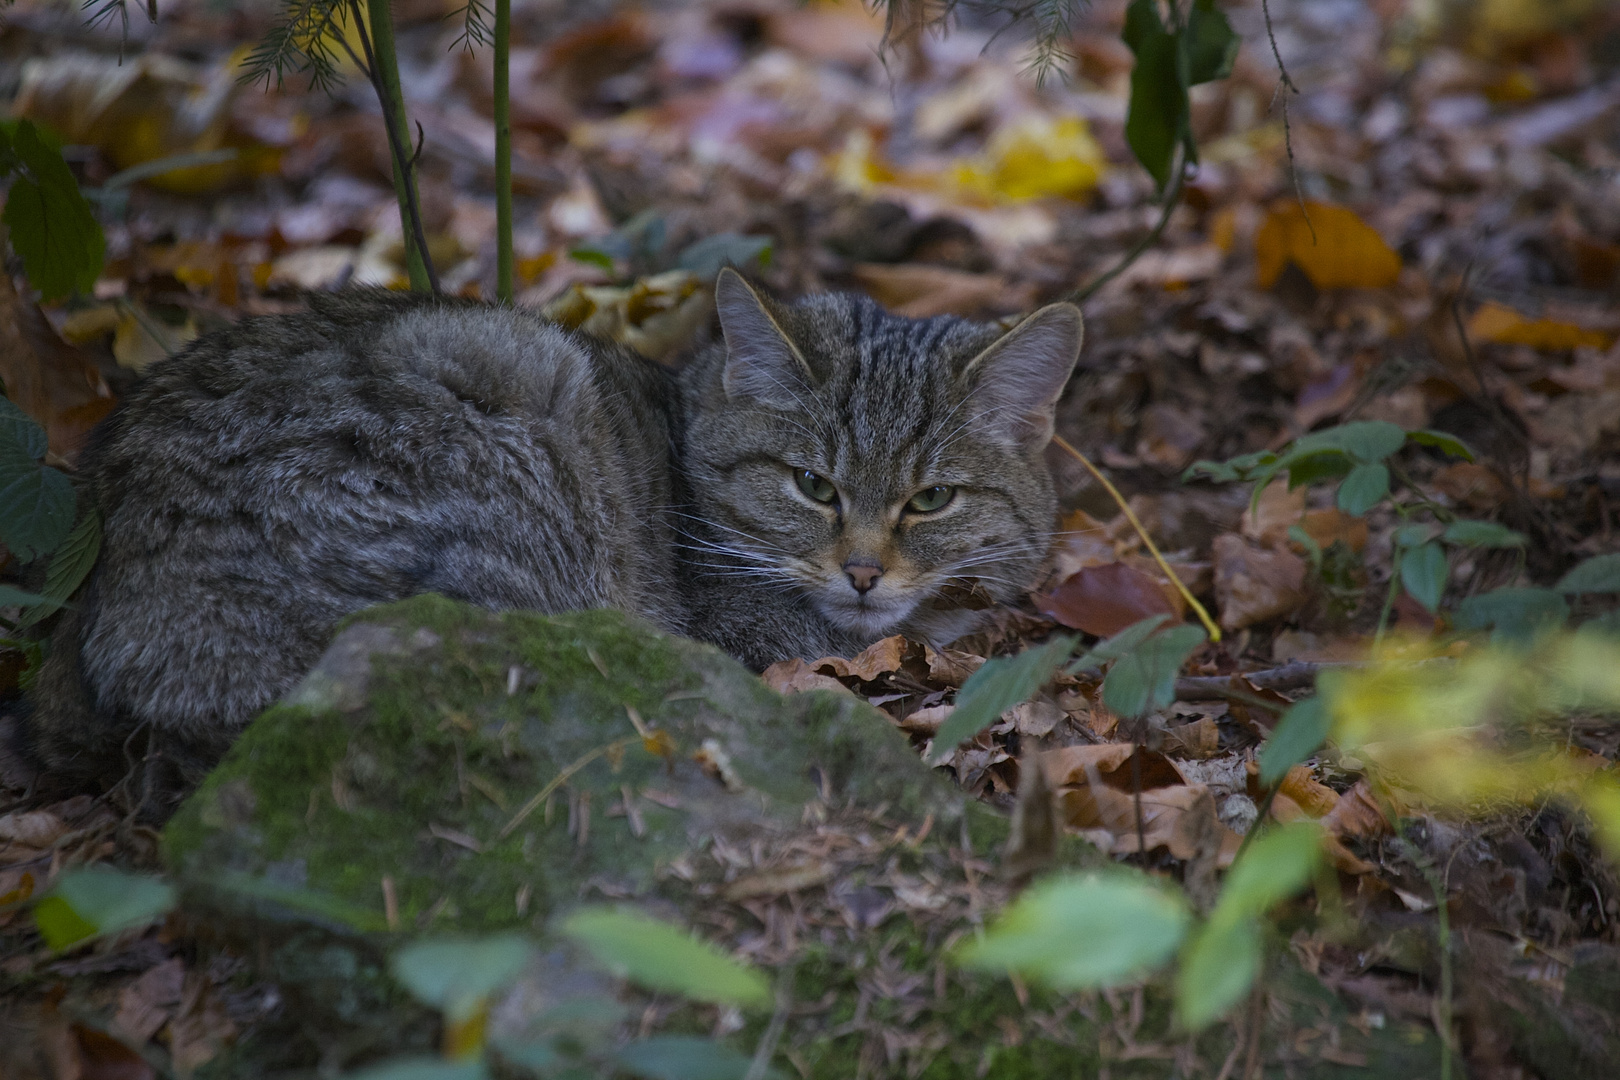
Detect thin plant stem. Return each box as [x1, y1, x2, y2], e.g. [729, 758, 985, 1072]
[1373, 547, 1403, 649]
[1065, 162, 1186, 306]
[353, 0, 438, 293]
[1051, 434, 1221, 642]
[493, 0, 513, 302]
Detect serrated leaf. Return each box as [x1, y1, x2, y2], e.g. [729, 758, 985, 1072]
[34, 865, 175, 950]
[1291, 421, 1407, 463]
[932, 634, 1077, 762]
[0, 456, 76, 563]
[615, 1036, 770, 1080]
[1282, 448, 1354, 491]
[561, 907, 769, 1008]
[1258, 695, 1331, 787]
[1185, 0, 1239, 84]
[0, 396, 47, 461]
[956, 872, 1188, 989]
[1069, 614, 1169, 671]
[1399, 542, 1448, 614]
[1335, 462, 1389, 515]
[391, 935, 535, 1022]
[1441, 520, 1525, 549]
[17, 505, 100, 628]
[1122, 0, 1186, 191]
[2, 120, 105, 301]
[1101, 623, 1207, 719]
[1557, 553, 1620, 595]
[1175, 916, 1260, 1031]
[1406, 428, 1475, 461]
[1454, 587, 1569, 643]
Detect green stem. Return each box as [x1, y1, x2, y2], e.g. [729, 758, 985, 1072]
[359, 0, 437, 293]
[493, 0, 513, 303]
[1373, 546, 1402, 649]
[1065, 146, 1187, 306]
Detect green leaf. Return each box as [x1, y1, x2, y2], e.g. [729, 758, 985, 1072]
[1406, 428, 1475, 461]
[347, 1059, 490, 1080]
[567, 246, 617, 272]
[391, 934, 535, 1022]
[1441, 520, 1526, 549]
[1122, 0, 1186, 191]
[0, 584, 54, 608]
[1399, 542, 1448, 613]
[1335, 462, 1389, 515]
[1175, 917, 1261, 1031]
[17, 504, 99, 628]
[1101, 623, 1207, 719]
[1290, 421, 1407, 463]
[1211, 822, 1321, 925]
[931, 634, 1077, 763]
[33, 865, 175, 950]
[1184, 0, 1239, 84]
[1069, 614, 1169, 671]
[1258, 695, 1331, 787]
[675, 233, 773, 278]
[1557, 553, 1620, 595]
[956, 872, 1189, 989]
[0, 396, 47, 461]
[615, 1036, 772, 1080]
[1454, 587, 1570, 643]
[560, 907, 770, 1008]
[2, 120, 105, 301]
[1281, 449, 1354, 490]
[209, 868, 387, 931]
[0, 449, 75, 562]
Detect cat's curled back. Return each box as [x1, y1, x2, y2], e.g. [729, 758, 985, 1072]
[24, 271, 1081, 795]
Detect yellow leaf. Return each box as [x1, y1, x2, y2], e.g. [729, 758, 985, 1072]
[829, 129, 894, 195]
[1466, 301, 1614, 351]
[952, 115, 1106, 204]
[1254, 200, 1401, 290]
[1582, 777, 1620, 864]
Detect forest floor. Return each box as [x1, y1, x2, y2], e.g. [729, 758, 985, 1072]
[2, 0, 1620, 1076]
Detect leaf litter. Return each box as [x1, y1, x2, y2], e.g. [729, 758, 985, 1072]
[2, 0, 1620, 1074]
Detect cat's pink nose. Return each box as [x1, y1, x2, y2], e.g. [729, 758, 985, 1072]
[844, 560, 883, 594]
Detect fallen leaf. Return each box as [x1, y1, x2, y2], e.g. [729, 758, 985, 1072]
[721, 860, 837, 901]
[1319, 780, 1389, 841]
[950, 114, 1108, 203]
[1034, 561, 1179, 637]
[1242, 480, 1306, 547]
[112, 958, 185, 1044]
[0, 808, 71, 849]
[1467, 301, 1614, 351]
[760, 660, 851, 696]
[1255, 200, 1402, 291]
[1212, 533, 1309, 631]
[1297, 508, 1369, 553]
[850, 264, 1030, 318]
[1041, 743, 1186, 791]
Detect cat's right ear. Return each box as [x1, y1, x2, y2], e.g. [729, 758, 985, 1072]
[716, 269, 815, 409]
[960, 303, 1084, 451]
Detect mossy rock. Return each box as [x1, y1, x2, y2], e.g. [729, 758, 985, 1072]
[166, 596, 1448, 1078]
[166, 595, 976, 932]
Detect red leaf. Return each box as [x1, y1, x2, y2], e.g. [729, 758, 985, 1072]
[1033, 561, 1177, 637]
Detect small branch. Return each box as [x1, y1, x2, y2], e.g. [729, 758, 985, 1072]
[1173, 660, 1348, 701]
[1064, 161, 1186, 306]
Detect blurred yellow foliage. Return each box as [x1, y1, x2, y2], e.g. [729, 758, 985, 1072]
[950, 115, 1107, 203]
[1254, 201, 1401, 291]
[1466, 301, 1615, 351]
[1320, 633, 1620, 862]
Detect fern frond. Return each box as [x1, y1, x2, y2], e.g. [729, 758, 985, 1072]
[447, 0, 495, 52]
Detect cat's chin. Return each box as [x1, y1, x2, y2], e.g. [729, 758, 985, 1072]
[815, 595, 918, 641]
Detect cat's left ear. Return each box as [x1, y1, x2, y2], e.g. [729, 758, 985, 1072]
[715, 268, 816, 409]
[961, 303, 1084, 450]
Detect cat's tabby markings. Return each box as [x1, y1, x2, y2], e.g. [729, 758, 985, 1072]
[24, 270, 1080, 799]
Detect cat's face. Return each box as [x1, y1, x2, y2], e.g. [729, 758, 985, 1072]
[681, 272, 1082, 646]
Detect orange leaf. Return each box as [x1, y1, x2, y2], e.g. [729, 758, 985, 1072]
[1033, 561, 1178, 637]
[1466, 301, 1614, 351]
[1254, 200, 1401, 290]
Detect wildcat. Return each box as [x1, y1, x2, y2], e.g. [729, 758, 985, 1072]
[21, 269, 1081, 797]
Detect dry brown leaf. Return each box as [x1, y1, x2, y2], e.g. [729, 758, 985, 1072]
[1033, 561, 1180, 637]
[923, 644, 983, 686]
[722, 860, 838, 901]
[113, 958, 186, 1045]
[1431, 462, 1512, 511]
[1162, 717, 1222, 759]
[1297, 508, 1369, 553]
[811, 635, 909, 681]
[1241, 480, 1306, 547]
[1040, 743, 1186, 790]
[760, 660, 852, 696]
[850, 264, 1032, 319]
[0, 809, 72, 850]
[1320, 779, 1390, 841]
[1276, 764, 1340, 817]
[168, 972, 237, 1076]
[1212, 533, 1309, 631]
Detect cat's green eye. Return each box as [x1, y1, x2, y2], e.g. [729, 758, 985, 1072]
[795, 469, 838, 504]
[907, 485, 956, 513]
